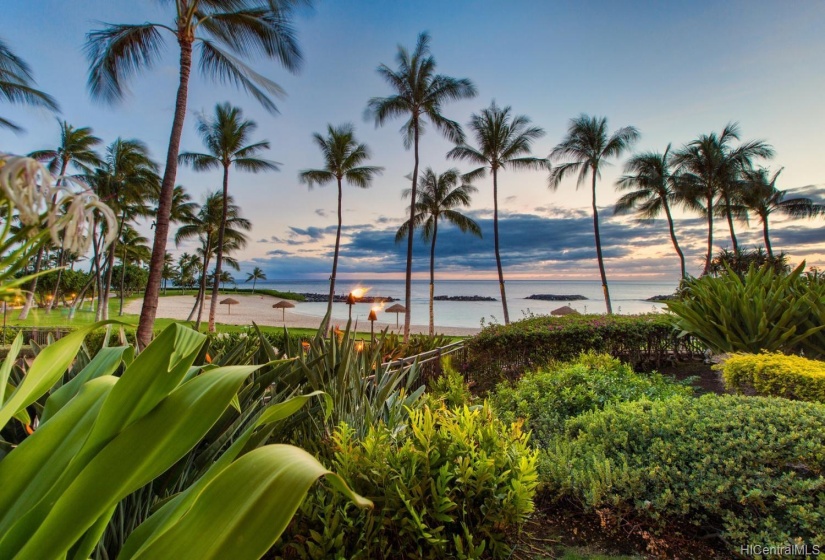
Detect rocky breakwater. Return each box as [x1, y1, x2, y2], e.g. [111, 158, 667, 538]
[525, 294, 587, 301]
[433, 295, 496, 301]
[298, 293, 398, 303]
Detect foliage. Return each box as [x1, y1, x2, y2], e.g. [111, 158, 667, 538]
[111, 264, 149, 295]
[491, 353, 691, 448]
[717, 352, 825, 402]
[705, 247, 790, 276]
[428, 356, 474, 408]
[667, 263, 825, 357]
[278, 402, 539, 560]
[467, 313, 695, 391]
[542, 395, 825, 552]
[0, 322, 369, 559]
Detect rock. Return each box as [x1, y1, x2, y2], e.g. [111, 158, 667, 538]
[433, 295, 496, 301]
[525, 294, 587, 301]
[297, 293, 397, 303]
[646, 294, 675, 302]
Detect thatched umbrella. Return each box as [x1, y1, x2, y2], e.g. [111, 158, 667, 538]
[384, 303, 407, 328]
[272, 300, 295, 321]
[551, 305, 579, 316]
[220, 298, 239, 314]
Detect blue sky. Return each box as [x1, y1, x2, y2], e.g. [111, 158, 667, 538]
[3, 1, 824, 281]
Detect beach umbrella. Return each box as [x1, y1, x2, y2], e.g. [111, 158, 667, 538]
[220, 298, 239, 315]
[384, 303, 407, 328]
[551, 305, 578, 316]
[272, 300, 295, 321]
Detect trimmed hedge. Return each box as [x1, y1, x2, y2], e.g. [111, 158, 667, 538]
[717, 352, 825, 402]
[467, 314, 697, 390]
[491, 353, 691, 447]
[542, 395, 825, 552]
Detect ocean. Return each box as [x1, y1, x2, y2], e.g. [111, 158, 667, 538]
[254, 279, 678, 329]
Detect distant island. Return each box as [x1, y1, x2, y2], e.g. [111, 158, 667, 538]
[434, 295, 496, 301]
[300, 293, 398, 303]
[526, 294, 587, 301]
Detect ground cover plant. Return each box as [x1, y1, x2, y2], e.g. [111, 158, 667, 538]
[717, 351, 825, 402]
[541, 395, 825, 555]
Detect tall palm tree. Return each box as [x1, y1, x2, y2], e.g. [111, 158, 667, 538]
[162, 252, 176, 295]
[117, 225, 151, 315]
[24, 121, 103, 317]
[177, 252, 200, 292]
[245, 266, 267, 293]
[175, 191, 250, 327]
[179, 102, 278, 332]
[741, 167, 824, 257]
[0, 37, 59, 132]
[366, 31, 476, 340]
[90, 138, 158, 319]
[672, 123, 774, 274]
[85, 1, 304, 346]
[299, 123, 383, 329]
[447, 101, 547, 324]
[395, 168, 481, 335]
[614, 145, 687, 278]
[549, 115, 639, 314]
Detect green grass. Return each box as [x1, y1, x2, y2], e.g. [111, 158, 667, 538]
[159, 286, 305, 301]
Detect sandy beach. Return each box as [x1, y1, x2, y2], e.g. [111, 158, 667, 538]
[124, 294, 480, 337]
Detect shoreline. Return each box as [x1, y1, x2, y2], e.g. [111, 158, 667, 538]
[123, 294, 481, 337]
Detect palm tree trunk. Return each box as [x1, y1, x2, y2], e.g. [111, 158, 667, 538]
[45, 159, 70, 315]
[252, 278, 256, 294]
[591, 168, 612, 314]
[403, 120, 420, 342]
[18, 246, 44, 320]
[193, 246, 211, 327]
[724, 195, 739, 253]
[323, 177, 344, 333]
[119, 244, 127, 316]
[702, 192, 714, 276]
[662, 197, 686, 278]
[428, 221, 437, 336]
[137, 37, 194, 348]
[492, 167, 510, 324]
[103, 211, 126, 321]
[763, 216, 773, 258]
[208, 164, 230, 332]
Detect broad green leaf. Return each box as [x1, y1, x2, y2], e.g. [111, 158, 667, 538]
[0, 333, 22, 405]
[9, 366, 258, 559]
[127, 445, 371, 560]
[41, 345, 133, 424]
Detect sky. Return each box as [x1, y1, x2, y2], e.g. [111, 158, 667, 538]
[3, 0, 825, 282]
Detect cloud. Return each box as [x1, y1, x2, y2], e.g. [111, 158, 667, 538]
[505, 195, 517, 203]
[315, 208, 327, 217]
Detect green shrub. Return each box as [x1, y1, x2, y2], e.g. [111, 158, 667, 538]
[667, 263, 825, 358]
[428, 356, 474, 408]
[542, 395, 825, 552]
[278, 402, 539, 559]
[491, 353, 691, 448]
[467, 313, 697, 391]
[717, 352, 825, 402]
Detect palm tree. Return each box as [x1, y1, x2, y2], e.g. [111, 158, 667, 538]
[179, 102, 278, 332]
[24, 121, 103, 318]
[395, 168, 481, 335]
[117, 225, 151, 315]
[614, 145, 687, 278]
[245, 266, 267, 293]
[366, 31, 476, 340]
[672, 123, 774, 274]
[549, 115, 639, 315]
[161, 252, 176, 295]
[85, 1, 304, 346]
[447, 101, 547, 324]
[299, 124, 383, 329]
[90, 139, 158, 319]
[177, 252, 200, 293]
[741, 167, 824, 257]
[175, 191, 250, 327]
[0, 37, 59, 132]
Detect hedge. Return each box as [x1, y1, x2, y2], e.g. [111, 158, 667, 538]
[466, 314, 698, 390]
[717, 352, 825, 402]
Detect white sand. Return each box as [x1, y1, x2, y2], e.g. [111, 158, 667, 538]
[123, 294, 480, 337]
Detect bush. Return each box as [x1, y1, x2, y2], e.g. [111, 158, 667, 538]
[717, 352, 825, 402]
[278, 402, 539, 559]
[428, 356, 474, 408]
[467, 314, 697, 391]
[491, 353, 691, 448]
[542, 395, 825, 552]
[668, 263, 825, 358]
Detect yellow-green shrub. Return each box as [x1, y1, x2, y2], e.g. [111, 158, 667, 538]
[276, 403, 539, 559]
[717, 352, 825, 402]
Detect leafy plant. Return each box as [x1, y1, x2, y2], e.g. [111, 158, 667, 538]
[0, 322, 370, 559]
[542, 395, 825, 553]
[278, 402, 539, 559]
[491, 353, 691, 448]
[667, 263, 825, 357]
[428, 356, 474, 408]
[717, 352, 825, 402]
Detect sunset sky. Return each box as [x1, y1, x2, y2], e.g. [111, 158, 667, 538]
[3, 1, 824, 281]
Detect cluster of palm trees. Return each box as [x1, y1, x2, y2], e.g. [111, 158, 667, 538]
[4, 9, 823, 341]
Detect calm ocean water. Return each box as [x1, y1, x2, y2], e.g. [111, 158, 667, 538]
[254, 279, 677, 329]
